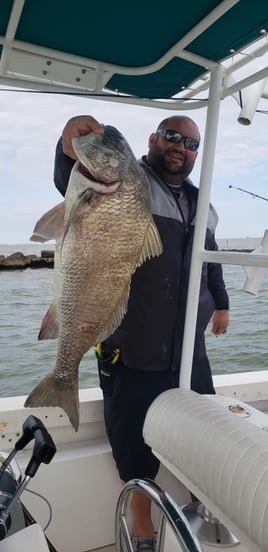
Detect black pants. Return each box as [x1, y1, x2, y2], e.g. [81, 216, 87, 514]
[100, 361, 180, 482]
[98, 354, 215, 483]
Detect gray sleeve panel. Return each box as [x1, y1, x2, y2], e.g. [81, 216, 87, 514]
[140, 160, 218, 234]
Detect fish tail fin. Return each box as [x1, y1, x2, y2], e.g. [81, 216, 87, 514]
[24, 374, 79, 432]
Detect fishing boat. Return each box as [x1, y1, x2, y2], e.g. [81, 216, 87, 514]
[0, 1, 268, 551]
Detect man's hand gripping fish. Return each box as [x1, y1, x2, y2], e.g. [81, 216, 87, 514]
[24, 126, 163, 431]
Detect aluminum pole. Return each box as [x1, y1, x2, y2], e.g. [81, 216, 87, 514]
[179, 64, 224, 388]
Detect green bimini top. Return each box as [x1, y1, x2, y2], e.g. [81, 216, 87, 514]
[0, 0, 267, 107]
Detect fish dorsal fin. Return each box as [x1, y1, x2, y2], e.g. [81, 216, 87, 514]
[30, 202, 65, 242]
[137, 219, 163, 267]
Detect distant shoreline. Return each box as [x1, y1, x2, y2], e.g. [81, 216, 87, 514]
[0, 245, 257, 271]
[0, 250, 55, 270]
[0, 237, 262, 250]
[0, 237, 262, 270]
[217, 237, 261, 250]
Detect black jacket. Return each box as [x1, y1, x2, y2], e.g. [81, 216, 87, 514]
[54, 140, 229, 377]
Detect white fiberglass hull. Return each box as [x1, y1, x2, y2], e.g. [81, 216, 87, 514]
[0, 372, 268, 551]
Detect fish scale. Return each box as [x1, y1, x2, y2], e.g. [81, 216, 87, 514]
[25, 125, 163, 431]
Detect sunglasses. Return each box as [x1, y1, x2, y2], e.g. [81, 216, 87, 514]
[156, 129, 199, 152]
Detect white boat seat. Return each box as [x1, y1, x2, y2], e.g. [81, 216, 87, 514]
[0, 524, 50, 552]
[143, 388, 268, 552]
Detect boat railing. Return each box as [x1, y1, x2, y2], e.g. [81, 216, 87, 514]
[179, 63, 268, 389]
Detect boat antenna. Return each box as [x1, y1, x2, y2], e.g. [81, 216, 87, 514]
[229, 185, 268, 202]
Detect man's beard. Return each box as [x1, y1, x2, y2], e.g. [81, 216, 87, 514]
[161, 150, 190, 176]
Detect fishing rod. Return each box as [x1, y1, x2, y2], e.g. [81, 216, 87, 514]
[229, 185, 268, 202]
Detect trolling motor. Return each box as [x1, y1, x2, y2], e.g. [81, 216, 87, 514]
[0, 415, 56, 541]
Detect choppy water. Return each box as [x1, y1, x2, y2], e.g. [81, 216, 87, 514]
[0, 243, 267, 398]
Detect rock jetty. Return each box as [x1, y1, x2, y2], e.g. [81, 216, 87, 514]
[0, 250, 55, 270]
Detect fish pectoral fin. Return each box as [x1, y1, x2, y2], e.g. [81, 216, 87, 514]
[24, 373, 79, 432]
[38, 304, 59, 340]
[97, 283, 131, 342]
[137, 219, 163, 266]
[30, 202, 65, 242]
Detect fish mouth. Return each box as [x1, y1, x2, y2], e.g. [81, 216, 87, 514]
[78, 162, 118, 187]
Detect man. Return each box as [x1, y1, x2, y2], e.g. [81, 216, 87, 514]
[54, 114, 229, 552]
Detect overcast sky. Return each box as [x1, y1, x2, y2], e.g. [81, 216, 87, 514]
[0, 85, 267, 244]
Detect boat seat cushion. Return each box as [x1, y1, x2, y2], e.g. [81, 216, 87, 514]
[143, 388, 268, 552]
